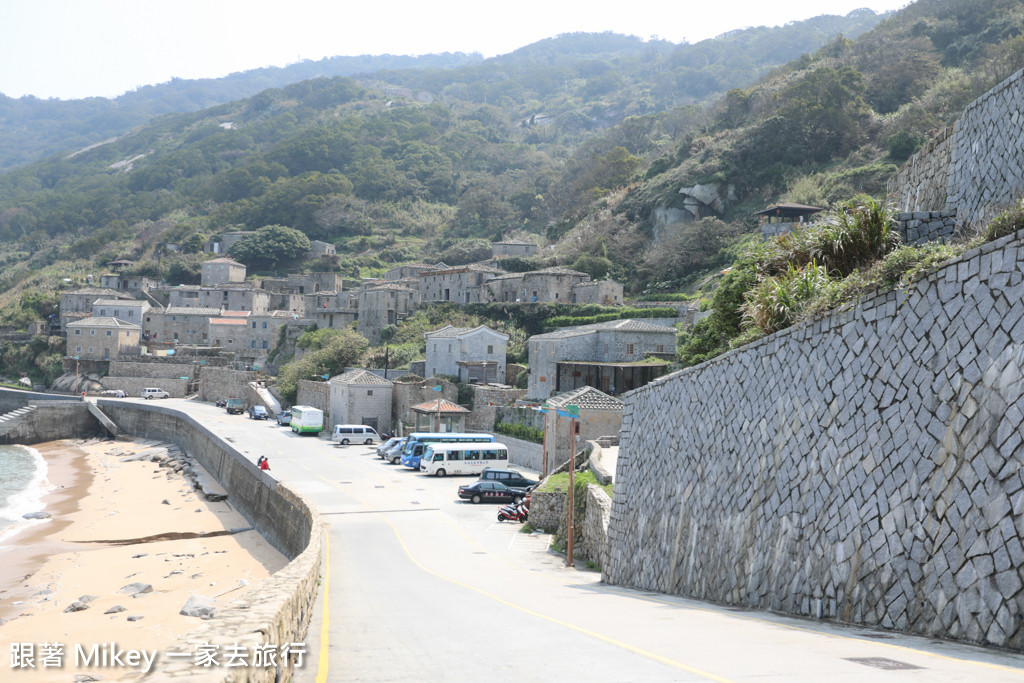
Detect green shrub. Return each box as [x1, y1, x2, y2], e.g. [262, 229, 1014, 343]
[742, 262, 833, 334]
[984, 199, 1024, 242]
[494, 422, 545, 444]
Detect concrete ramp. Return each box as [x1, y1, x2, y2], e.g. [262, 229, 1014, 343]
[85, 401, 119, 437]
[252, 383, 281, 415]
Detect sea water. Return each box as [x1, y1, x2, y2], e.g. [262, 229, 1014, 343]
[0, 444, 50, 543]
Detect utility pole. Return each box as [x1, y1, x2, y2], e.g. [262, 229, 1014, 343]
[566, 414, 576, 568]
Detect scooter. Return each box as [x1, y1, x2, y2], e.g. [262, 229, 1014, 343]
[497, 500, 528, 523]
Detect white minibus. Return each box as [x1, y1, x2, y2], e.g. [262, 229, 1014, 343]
[419, 442, 509, 477]
[332, 424, 381, 445]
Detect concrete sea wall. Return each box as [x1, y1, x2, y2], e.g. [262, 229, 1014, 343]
[605, 228, 1024, 648]
[0, 389, 322, 683]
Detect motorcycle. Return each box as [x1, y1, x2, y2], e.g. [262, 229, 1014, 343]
[215, 398, 227, 408]
[497, 499, 528, 523]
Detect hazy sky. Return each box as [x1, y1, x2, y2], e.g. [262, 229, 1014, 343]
[1, 0, 911, 100]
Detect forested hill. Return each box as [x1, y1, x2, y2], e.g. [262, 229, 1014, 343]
[0, 11, 887, 172]
[0, 53, 480, 172]
[5, 1, 1022, 332]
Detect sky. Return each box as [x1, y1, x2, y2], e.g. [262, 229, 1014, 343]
[1, 0, 912, 101]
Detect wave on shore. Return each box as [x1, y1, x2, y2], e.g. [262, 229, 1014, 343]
[0, 444, 51, 543]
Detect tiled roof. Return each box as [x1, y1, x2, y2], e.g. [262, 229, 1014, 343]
[493, 238, 536, 246]
[163, 307, 222, 316]
[219, 310, 251, 317]
[546, 386, 623, 411]
[205, 257, 245, 266]
[209, 318, 247, 326]
[363, 282, 417, 292]
[410, 398, 469, 413]
[330, 369, 394, 386]
[92, 298, 147, 307]
[530, 318, 675, 340]
[528, 267, 588, 276]
[67, 316, 141, 329]
[425, 324, 509, 340]
[66, 287, 128, 298]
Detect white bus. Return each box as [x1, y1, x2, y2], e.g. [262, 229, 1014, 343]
[419, 442, 509, 477]
[289, 405, 324, 435]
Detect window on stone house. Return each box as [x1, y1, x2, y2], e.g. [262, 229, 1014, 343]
[90, 330, 95, 335]
[656, 344, 665, 353]
[88, 347, 94, 353]
[106, 331, 111, 336]
[368, 390, 373, 396]
[487, 345, 493, 354]
[75, 329, 81, 335]
[626, 343, 635, 355]
[252, 322, 256, 328]
[76, 346, 81, 353]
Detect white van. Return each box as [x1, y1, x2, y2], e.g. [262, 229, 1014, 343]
[420, 442, 509, 476]
[141, 387, 169, 399]
[332, 424, 381, 445]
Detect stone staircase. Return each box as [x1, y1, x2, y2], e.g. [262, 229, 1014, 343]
[0, 405, 36, 423]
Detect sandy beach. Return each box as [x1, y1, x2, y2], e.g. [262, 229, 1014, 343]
[0, 437, 289, 681]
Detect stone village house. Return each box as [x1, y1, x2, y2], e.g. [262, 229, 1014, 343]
[526, 319, 678, 401]
[424, 325, 509, 384]
[67, 317, 141, 360]
[329, 369, 394, 434]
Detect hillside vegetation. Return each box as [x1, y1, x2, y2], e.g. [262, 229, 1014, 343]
[0, 1, 1021, 369]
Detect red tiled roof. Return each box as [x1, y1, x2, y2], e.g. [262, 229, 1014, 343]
[410, 398, 469, 413]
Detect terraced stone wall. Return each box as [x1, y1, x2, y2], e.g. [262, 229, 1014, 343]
[605, 228, 1024, 648]
[887, 68, 1024, 229]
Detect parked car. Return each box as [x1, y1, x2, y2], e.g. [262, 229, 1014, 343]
[141, 387, 169, 399]
[248, 405, 269, 420]
[276, 410, 292, 426]
[225, 398, 245, 414]
[479, 468, 538, 490]
[457, 480, 531, 504]
[376, 437, 401, 458]
[382, 437, 408, 463]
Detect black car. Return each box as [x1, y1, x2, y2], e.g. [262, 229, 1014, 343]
[479, 468, 538, 489]
[458, 480, 530, 504]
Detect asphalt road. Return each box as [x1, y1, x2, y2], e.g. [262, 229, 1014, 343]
[150, 398, 1024, 682]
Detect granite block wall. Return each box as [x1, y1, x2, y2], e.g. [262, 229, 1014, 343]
[198, 367, 257, 403]
[605, 228, 1024, 648]
[896, 210, 959, 245]
[888, 69, 1024, 230]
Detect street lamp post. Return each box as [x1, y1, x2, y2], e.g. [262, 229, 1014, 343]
[567, 417, 577, 568]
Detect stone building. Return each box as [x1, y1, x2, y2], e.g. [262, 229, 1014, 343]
[572, 280, 624, 306]
[418, 264, 505, 304]
[328, 369, 394, 434]
[242, 312, 290, 354]
[384, 262, 446, 281]
[491, 239, 539, 258]
[208, 316, 250, 351]
[356, 283, 420, 342]
[67, 317, 141, 360]
[309, 240, 337, 257]
[146, 307, 220, 345]
[521, 267, 590, 303]
[91, 299, 151, 326]
[527, 319, 677, 400]
[99, 274, 162, 295]
[166, 285, 271, 314]
[59, 287, 131, 333]
[424, 325, 509, 384]
[201, 257, 246, 286]
[542, 386, 623, 476]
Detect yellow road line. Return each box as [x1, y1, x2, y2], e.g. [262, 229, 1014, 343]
[314, 531, 331, 683]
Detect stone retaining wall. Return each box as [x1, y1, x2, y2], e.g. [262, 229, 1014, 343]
[605, 228, 1024, 648]
[529, 489, 563, 534]
[895, 210, 958, 245]
[888, 69, 1024, 230]
[501, 434, 544, 472]
[101, 377, 191, 398]
[198, 367, 257, 403]
[109, 361, 198, 379]
[96, 401, 321, 682]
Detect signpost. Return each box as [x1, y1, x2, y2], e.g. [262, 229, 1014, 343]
[432, 384, 443, 431]
[559, 404, 579, 567]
